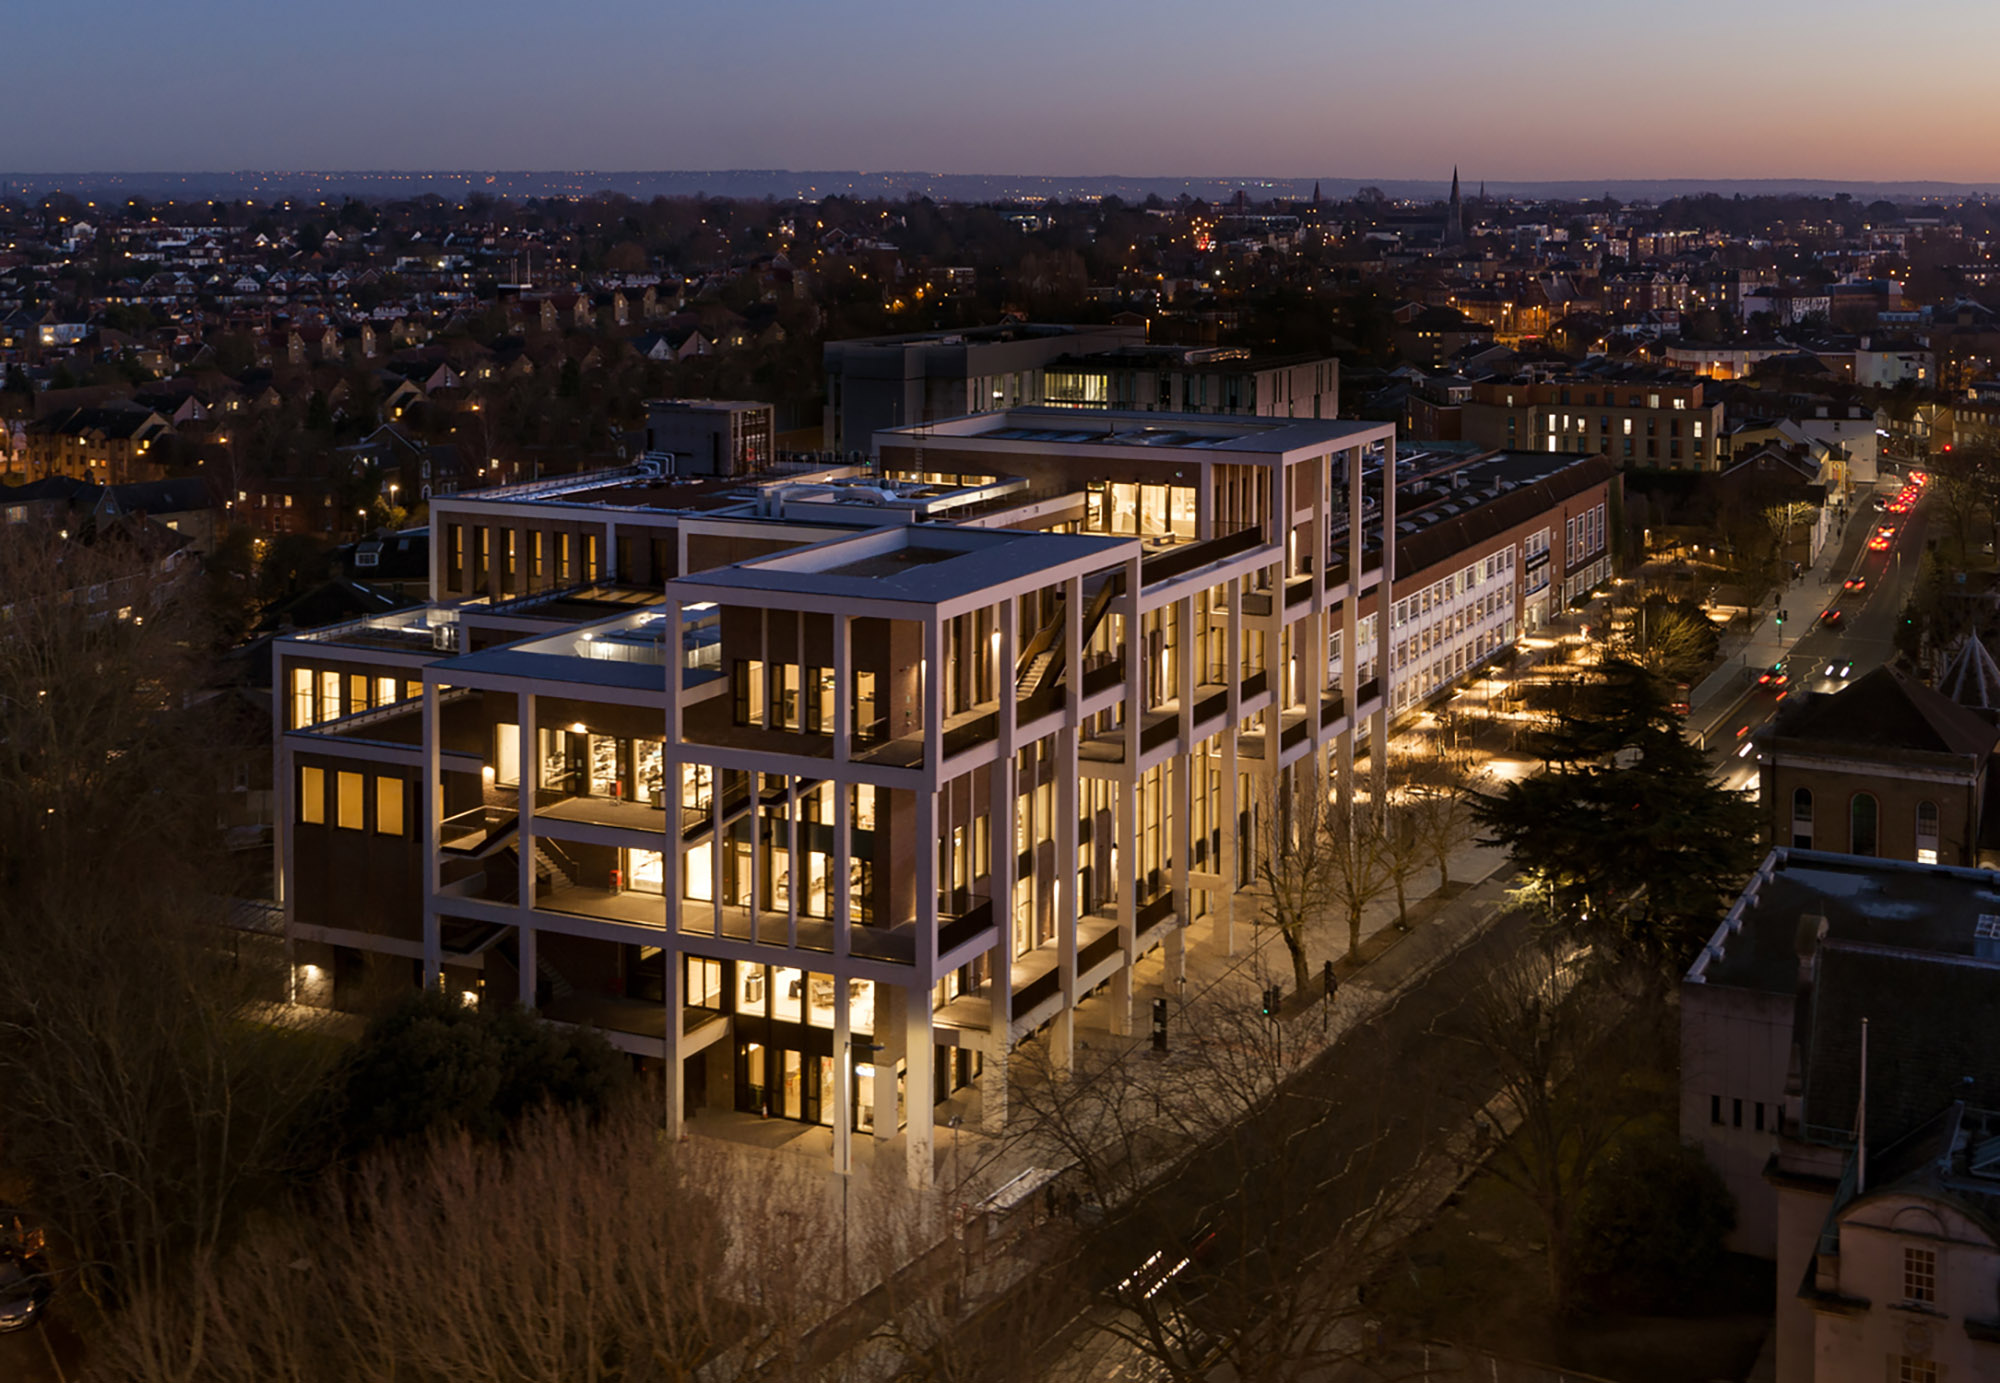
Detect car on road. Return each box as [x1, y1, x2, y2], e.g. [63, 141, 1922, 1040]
[1824, 659, 1855, 679]
[1870, 533, 1893, 551]
[1111, 1222, 1220, 1308]
[1844, 576, 1867, 591]
[0, 1212, 51, 1333]
[1820, 607, 1843, 628]
[1758, 661, 1790, 688]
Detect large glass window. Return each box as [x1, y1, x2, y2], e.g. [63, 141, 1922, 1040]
[626, 849, 663, 894]
[685, 956, 723, 1008]
[684, 844, 713, 901]
[374, 777, 404, 836]
[807, 973, 837, 1028]
[635, 740, 664, 805]
[587, 733, 623, 798]
[1917, 800, 1940, 864]
[300, 766, 325, 824]
[737, 962, 767, 1017]
[734, 661, 765, 727]
[317, 670, 340, 722]
[773, 966, 805, 1024]
[290, 668, 315, 727]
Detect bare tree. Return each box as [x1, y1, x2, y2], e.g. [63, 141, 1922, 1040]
[1439, 943, 1643, 1310]
[1253, 766, 1335, 993]
[1380, 796, 1427, 931]
[1004, 990, 1433, 1382]
[1400, 749, 1479, 895]
[0, 525, 335, 1314]
[1321, 789, 1396, 964]
[95, 1106, 847, 1383]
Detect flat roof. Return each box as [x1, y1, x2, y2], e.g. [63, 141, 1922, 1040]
[672, 524, 1137, 607]
[886, 407, 1393, 458]
[1691, 848, 2000, 995]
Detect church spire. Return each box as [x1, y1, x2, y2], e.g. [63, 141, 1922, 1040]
[1443, 166, 1465, 248]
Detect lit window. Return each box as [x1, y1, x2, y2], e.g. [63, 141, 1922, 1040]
[1898, 1358, 1937, 1383]
[375, 777, 404, 836]
[337, 771, 365, 830]
[300, 766, 325, 824]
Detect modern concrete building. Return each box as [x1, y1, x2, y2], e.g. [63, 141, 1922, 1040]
[276, 410, 1401, 1187]
[272, 414, 1622, 1190]
[821, 322, 1144, 458]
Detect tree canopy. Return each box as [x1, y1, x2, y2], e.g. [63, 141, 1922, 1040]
[328, 990, 628, 1157]
[1472, 659, 1760, 968]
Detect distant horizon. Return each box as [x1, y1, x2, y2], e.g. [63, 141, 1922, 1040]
[5, 168, 1999, 205]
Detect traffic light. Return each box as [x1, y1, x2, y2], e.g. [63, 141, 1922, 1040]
[1260, 984, 1280, 1017]
[1775, 608, 1788, 627]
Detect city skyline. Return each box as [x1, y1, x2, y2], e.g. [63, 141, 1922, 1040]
[13, 0, 2000, 181]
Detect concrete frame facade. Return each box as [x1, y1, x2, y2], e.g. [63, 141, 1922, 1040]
[274, 412, 1400, 1187]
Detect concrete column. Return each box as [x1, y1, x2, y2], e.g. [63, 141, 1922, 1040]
[989, 599, 1017, 1079]
[924, 618, 945, 772]
[909, 778, 940, 1182]
[873, 988, 900, 1143]
[516, 696, 536, 932]
[662, 602, 682, 962]
[786, 774, 799, 950]
[1221, 727, 1241, 955]
[1054, 605, 1084, 1064]
[833, 963, 854, 1175]
[662, 908, 685, 1141]
[1115, 774, 1138, 1024]
[834, 780, 853, 962]
[905, 989, 935, 1189]
[422, 678, 442, 988]
[1170, 745, 1192, 988]
[517, 925, 537, 1008]
[833, 614, 852, 764]
[1114, 570, 1137, 764]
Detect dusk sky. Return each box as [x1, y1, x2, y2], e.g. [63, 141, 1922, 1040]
[12, 0, 1999, 180]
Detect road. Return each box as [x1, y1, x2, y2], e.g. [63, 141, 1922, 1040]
[1694, 483, 1932, 797]
[1040, 900, 1536, 1380]
[1038, 485, 1937, 1381]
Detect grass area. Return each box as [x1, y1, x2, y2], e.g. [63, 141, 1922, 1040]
[1365, 995, 1774, 1383]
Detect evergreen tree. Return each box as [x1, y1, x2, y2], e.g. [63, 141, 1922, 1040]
[1473, 659, 1760, 969]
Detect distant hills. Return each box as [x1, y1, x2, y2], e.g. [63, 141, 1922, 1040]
[3, 170, 1997, 204]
